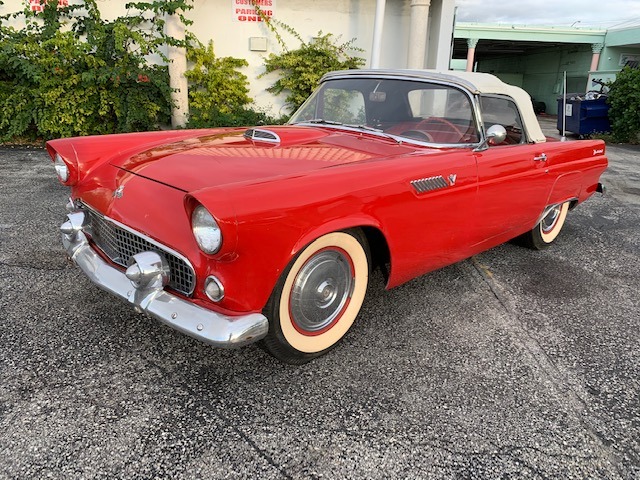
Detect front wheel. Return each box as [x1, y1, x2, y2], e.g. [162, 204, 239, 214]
[261, 230, 370, 364]
[516, 201, 570, 250]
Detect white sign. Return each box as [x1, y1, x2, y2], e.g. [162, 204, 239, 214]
[565, 104, 573, 117]
[233, 0, 275, 22]
[29, 0, 68, 12]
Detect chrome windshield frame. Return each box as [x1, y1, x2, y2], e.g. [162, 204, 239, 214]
[288, 72, 486, 150]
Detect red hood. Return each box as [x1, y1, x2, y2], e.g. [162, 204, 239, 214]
[110, 126, 417, 192]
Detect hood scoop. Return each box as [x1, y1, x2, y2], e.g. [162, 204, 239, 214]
[244, 128, 281, 144]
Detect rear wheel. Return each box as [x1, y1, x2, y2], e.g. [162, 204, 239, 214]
[261, 230, 369, 364]
[517, 201, 570, 250]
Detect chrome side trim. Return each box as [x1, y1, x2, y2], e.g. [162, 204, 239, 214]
[411, 176, 449, 194]
[61, 228, 268, 348]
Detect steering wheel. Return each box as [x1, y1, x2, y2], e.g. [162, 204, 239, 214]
[417, 117, 464, 140]
[400, 130, 434, 142]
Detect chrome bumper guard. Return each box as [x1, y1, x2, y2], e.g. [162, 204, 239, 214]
[61, 213, 268, 348]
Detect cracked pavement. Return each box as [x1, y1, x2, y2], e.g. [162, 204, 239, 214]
[0, 131, 638, 478]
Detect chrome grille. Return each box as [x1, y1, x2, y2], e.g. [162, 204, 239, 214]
[82, 206, 195, 296]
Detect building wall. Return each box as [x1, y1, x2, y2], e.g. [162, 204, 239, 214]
[589, 44, 640, 89]
[184, 0, 407, 116]
[4, 0, 460, 117]
[477, 44, 594, 115]
[598, 46, 640, 72]
[454, 23, 640, 117]
[522, 45, 593, 115]
[588, 27, 640, 90]
[425, 0, 456, 70]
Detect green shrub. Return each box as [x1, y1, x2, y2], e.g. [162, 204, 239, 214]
[607, 67, 640, 143]
[184, 40, 287, 127]
[0, 0, 190, 141]
[0, 0, 359, 139]
[185, 40, 250, 121]
[186, 105, 286, 128]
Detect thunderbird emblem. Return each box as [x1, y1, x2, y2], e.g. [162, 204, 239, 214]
[449, 174, 457, 186]
[113, 185, 125, 198]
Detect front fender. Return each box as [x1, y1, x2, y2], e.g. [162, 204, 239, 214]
[199, 164, 393, 313]
[292, 215, 384, 256]
[46, 128, 229, 185]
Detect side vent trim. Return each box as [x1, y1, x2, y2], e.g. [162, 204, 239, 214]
[411, 176, 449, 194]
[244, 128, 281, 144]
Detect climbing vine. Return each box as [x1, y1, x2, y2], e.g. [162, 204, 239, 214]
[251, 5, 365, 114]
[260, 32, 365, 113]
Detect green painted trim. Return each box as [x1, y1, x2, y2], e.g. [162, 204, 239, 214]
[455, 23, 606, 44]
[605, 27, 640, 47]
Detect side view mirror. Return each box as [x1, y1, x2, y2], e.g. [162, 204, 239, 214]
[487, 124, 507, 145]
[474, 124, 507, 151]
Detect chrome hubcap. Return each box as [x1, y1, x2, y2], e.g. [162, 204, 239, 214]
[541, 206, 561, 233]
[290, 250, 353, 333]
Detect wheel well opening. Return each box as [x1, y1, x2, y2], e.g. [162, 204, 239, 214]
[361, 226, 391, 283]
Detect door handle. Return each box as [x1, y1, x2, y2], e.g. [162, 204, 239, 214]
[534, 153, 547, 162]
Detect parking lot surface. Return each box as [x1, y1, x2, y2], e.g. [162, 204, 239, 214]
[0, 134, 638, 478]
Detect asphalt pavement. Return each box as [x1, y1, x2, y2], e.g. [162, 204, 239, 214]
[0, 130, 638, 478]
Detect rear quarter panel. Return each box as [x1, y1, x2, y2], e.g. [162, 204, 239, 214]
[540, 139, 608, 215]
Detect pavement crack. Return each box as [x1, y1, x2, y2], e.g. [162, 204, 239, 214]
[470, 255, 585, 402]
[469, 256, 626, 477]
[142, 358, 296, 480]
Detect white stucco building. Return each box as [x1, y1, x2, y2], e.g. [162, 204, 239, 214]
[204, 0, 456, 117]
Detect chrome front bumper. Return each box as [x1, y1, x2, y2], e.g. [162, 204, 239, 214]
[60, 214, 268, 348]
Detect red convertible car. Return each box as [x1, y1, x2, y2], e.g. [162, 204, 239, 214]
[47, 70, 607, 363]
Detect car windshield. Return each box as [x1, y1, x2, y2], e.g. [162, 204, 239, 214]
[289, 77, 480, 145]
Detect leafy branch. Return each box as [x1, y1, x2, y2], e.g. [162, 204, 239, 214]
[247, 2, 364, 113]
[260, 32, 365, 113]
[607, 66, 640, 143]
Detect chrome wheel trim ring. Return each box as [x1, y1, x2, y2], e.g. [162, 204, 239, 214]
[278, 232, 369, 354]
[289, 249, 354, 333]
[541, 205, 561, 234]
[539, 202, 569, 244]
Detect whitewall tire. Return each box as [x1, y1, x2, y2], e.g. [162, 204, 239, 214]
[517, 201, 570, 250]
[262, 230, 369, 364]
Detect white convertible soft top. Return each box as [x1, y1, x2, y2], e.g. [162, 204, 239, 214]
[323, 69, 547, 143]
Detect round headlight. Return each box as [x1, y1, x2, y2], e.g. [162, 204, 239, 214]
[54, 153, 69, 183]
[192, 205, 222, 254]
